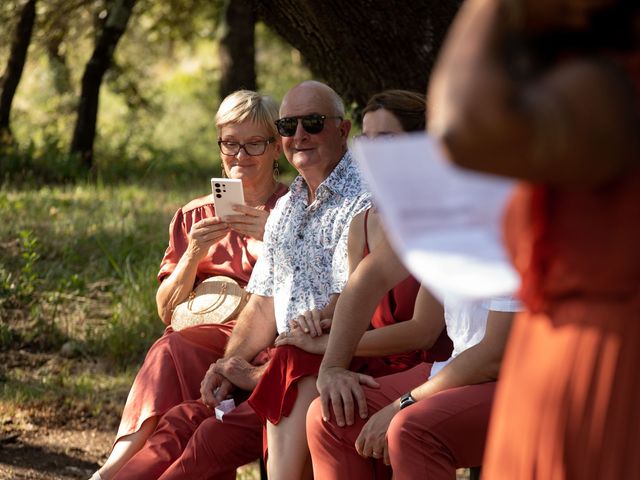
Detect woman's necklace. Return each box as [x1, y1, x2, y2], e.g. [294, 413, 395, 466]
[247, 180, 278, 209]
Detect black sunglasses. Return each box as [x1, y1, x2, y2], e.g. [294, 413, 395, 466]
[275, 114, 342, 137]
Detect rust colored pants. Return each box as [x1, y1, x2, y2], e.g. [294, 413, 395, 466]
[306, 363, 496, 480]
[114, 400, 262, 480]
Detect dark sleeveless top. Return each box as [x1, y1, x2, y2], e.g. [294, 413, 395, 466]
[360, 209, 451, 371]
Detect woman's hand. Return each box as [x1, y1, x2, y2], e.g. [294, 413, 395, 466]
[355, 402, 399, 466]
[289, 309, 332, 337]
[187, 217, 230, 259]
[274, 327, 329, 355]
[224, 204, 270, 241]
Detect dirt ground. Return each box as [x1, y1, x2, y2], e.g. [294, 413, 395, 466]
[0, 345, 265, 480]
[0, 407, 264, 480]
[0, 351, 469, 479]
[0, 347, 116, 480]
[0, 424, 471, 480]
[0, 425, 111, 480]
[0, 424, 262, 480]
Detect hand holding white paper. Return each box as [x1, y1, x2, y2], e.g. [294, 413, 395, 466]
[214, 398, 236, 421]
[351, 133, 520, 301]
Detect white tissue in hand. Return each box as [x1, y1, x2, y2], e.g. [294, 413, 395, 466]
[214, 398, 236, 421]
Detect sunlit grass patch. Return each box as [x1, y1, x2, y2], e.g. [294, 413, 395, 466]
[0, 182, 203, 364]
[0, 352, 136, 430]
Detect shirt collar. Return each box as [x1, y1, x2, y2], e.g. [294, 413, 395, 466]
[288, 150, 363, 200]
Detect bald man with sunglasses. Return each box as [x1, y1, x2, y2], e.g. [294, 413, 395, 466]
[112, 81, 370, 479]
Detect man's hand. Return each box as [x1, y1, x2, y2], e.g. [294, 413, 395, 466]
[200, 363, 233, 408]
[317, 366, 379, 427]
[274, 328, 329, 354]
[213, 356, 264, 391]
[354, 402, 399, 466]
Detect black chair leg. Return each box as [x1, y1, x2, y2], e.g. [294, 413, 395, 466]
[259, 457, 268, 480]
[469, 466, 482, 480]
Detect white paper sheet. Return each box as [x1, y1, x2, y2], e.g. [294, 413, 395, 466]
[352, 133, 520, 301]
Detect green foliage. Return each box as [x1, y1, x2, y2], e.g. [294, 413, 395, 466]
[0, 323, 17, 351]
[0, 183, 199, 365]
[0, 0, 311, 424]
[1, 0, 310, 185]
[255, 22, 310, 105]
[0, 227, 40, 306]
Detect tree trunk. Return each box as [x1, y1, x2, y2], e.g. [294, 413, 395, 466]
[218, 0, 257, 99]
[256, 0, 461, 113]
[70, 0, 136, 171]
[0, 0, 37, 145]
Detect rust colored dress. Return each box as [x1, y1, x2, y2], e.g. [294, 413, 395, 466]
[483, 55, 640, 479]
[247, 209, 452, 428]
[114, 183, 288, 444]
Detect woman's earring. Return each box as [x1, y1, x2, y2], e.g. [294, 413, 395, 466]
[273, 160, 280, 180]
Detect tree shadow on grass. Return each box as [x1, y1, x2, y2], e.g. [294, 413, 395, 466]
[0, 440, 98, 480]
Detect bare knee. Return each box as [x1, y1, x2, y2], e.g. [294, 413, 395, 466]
[305, 396, 325, 444]
[99, 416, 159, 479]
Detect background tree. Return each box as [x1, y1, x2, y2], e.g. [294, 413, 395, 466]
[0, 0, 37, 146]
[44, 14, 73, 96]
[70, 0, 137, 172]
[256, 0, 462, 112]
[218, 0, 257, 99]
[1, 0, 462, 182]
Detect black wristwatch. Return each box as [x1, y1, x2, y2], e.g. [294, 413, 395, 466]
[399, 392, 417, 410]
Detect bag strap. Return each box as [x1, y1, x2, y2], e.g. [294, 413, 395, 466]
[186, 282, 230, 315]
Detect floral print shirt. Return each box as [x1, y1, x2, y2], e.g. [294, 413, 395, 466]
[247, 151, 371, 333]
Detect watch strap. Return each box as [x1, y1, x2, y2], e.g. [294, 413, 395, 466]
[399, 392, 416, 410]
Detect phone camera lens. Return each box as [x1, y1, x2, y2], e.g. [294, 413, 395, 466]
[216, 194, 222, 198]
[215, 188, 221, 193]
[214, 183, 221, 187]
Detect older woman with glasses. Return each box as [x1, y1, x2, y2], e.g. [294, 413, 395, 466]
[92, 90, 288, 480]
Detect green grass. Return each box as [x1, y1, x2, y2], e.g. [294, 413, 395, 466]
[0, 178, 212, 425]
[0, 181, 202, 364]
[0, 13, 310, 463]
[0, 359, 136, 427]
[0, 176, 279, 480]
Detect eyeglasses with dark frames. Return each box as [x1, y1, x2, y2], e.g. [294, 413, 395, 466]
[218, 137, 275, 156]
[275, 114, 343, 137]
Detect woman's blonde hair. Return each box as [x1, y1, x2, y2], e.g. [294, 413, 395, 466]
[215, 90, 280, 138]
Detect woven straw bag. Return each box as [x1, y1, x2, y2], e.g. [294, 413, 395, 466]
[171, 275, 250, 331]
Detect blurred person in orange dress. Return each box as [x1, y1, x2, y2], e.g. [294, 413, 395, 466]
[427, 0, 640, 477]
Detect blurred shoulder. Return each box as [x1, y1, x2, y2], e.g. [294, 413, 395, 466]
[180, 194, 214, 215]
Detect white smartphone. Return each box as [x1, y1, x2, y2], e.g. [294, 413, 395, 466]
[211, 178, 245, 220]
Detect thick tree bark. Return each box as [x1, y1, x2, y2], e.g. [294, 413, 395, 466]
[256, 0, 462, 113]
[70, 0, 136, 171]
[218, 0, 257, 99]
[0, 0, 37, 144]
